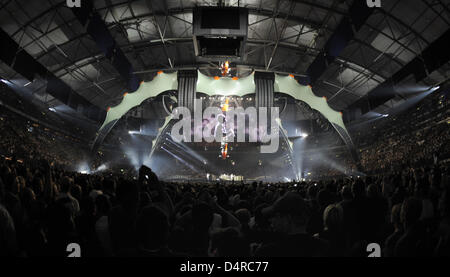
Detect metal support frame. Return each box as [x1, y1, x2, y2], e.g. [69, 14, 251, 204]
[0, 0, 447, 118]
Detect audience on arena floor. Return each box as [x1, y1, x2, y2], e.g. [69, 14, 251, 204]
[1, 152, 449, 257]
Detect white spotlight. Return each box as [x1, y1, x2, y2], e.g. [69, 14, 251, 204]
[0, 79, 11, 85]
[78, 162, 90, 174]
[96, 164, 107, 172]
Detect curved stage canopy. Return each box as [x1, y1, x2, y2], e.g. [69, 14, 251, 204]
[93, 70, 356, 160]
[196, 71, 255, 96]
[99, 72, 178, 132]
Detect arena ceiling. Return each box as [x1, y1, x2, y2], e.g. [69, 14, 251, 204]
[0, 0, 449, 125]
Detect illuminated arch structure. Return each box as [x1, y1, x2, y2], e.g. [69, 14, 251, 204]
[93, 70, 359, 169]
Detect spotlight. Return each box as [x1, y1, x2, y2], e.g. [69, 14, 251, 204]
[96, 164, 107, 172]
[48, 108, 56, 112]
[77, 162, 91, 174]
[432, 86, 440, 91]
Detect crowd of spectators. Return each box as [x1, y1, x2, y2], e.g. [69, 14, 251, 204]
[0, 88, 449, 257]
[357, 91, 449, 173]
[1, 154, 449, 257]
[0, 106, 90, 169]
[360, 122, 448, 172]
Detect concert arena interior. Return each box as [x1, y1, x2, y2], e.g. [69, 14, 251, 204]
[0, 0, 449, 258]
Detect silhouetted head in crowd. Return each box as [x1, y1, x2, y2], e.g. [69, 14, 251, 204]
[21, 187, 35, 210]
[400, 197, 422, 230]
[351, 179, 366, 198]
[210, 227, 249, 257]
[80, 196, 95, 216]
[70, 184, 82, 202]
[198, 190, 212, 204]
[139, 192, 152, 209]
[14, 176, 25, 193]
[136, 206, 170, 251]
[317, 189, 334, 209]
[115, 179, 139, 209]
[192, 202, 214, 231]
[190, 202, 214, 255]
[391, 204, 402, 231]
[216, 188, 228, 207]
[340, 185, 352, 201]
[391, 187, 407, 207]
[254, 203, 270, 230]
[182, 191, 194, 203]
[46, 201, 75, 240]
[60, 176, 73, 194]
[0, 177, 5, 202]
[367, 184, 381, 198]
[307, 184, 318, 200]
[325, 181, 337, 194]
[103, 178, 116, 194]
[263, 192, 309, 235]
[235, 208, 251, 228]
[438, 188, 450, 218]
[323, 204, 343, 232]
[31, 177, 44, 197]
[95, 194, 111, 216]
[6, 175, 20, 196]
[414, 181, 429, 199]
